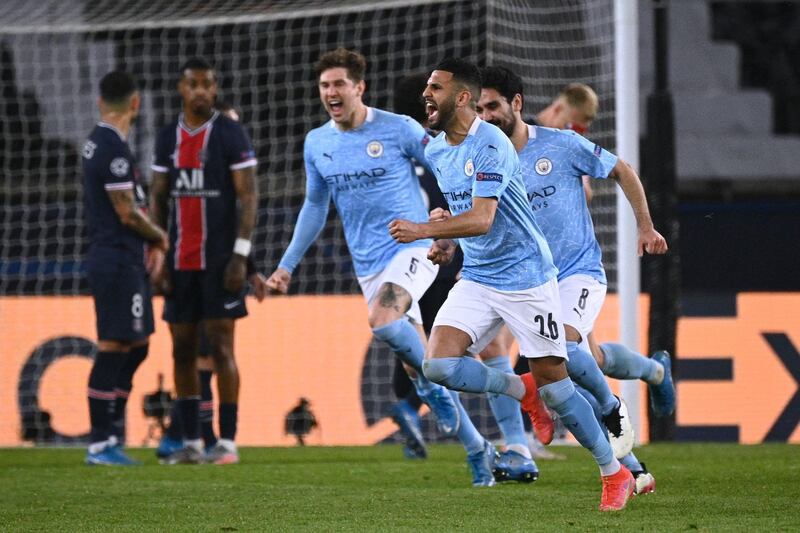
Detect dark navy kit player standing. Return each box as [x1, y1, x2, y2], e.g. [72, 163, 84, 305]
[150, 58, 258, 465]
[83, 70, 169, 466]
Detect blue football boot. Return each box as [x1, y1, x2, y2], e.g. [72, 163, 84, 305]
[419, 385, 460, 437]
[493, 450, 539, 483]
[467, 440, 498, 487]
[649, 351, 675, 417]
[86, 445, 140, 466]
[156, 436, 184, 459]
[391, 400, 427, 459]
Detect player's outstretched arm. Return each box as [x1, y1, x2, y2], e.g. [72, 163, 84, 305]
[389, 197, 498, 243]
[609, 158, 668, 256]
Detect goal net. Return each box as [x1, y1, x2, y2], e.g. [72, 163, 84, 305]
[0, 0, 617, 447]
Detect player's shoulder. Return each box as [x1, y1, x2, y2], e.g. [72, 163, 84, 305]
[474, 120, 514, 153]
[89, 123, 125, 148]
[213, 112, 245, 133]
[370, 108, 418, 129]
[424, 130, 447, 154]
[532, 125, 579, 146]
[84, 123, 127, 161]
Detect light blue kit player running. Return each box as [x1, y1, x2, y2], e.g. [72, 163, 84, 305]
[476, 65, 672, 495]
[390, 59, 635, 511]
[265, 48, 495, 460]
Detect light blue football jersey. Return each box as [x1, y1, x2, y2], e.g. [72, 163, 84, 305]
[302, 107, 432, 276]
[519, 125, 618, 284]
[425, 118, 556, 291]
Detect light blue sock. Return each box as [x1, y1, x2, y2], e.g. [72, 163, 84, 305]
[565, 341, 618, 416]
[539, 378, 616, 469]
[601, 342, 661, 383]
[483, 356, 527, 449]
[621, 451, 643, 472]
[450, 390, 485, 455]
[423, 356, 514, 395]
[575, 384, 602, 424]
[373, 319, 437, 394]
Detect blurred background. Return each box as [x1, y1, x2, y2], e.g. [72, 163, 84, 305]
[0, 0, 798, 448]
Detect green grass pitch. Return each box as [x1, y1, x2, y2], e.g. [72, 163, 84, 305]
[1, 443, 798, 531]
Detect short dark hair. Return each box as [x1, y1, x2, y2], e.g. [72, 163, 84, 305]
[393, 72, 428, 124]
[99, 70, 137, 106]
[433, 58, 481, 102]
[314, 48, 366, 82]
[180, 57, 215, 78]
[480, 66, 524, 109]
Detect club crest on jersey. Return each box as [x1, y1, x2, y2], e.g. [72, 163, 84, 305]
[366, 141, 383, 158]
[110, 157, 130, 177]
[535, 158, 553, 175]
[464, 159, 475, 176]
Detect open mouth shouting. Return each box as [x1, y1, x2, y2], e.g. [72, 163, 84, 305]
[425, 100, 439, 123]
[327, 99, 344, 115]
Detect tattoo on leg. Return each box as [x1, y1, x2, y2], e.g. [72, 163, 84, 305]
[378, 283, 406, 314]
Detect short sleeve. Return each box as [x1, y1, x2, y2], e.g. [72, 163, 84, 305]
[100, 140, 134, 192]
[471, 143, 511, 200]
[568, 131, 618, 179]
[226, 122, 258, 171]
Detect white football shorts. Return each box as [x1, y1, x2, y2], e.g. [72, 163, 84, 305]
[357, 246, 438, 324]
[433, 277, 567, 359]
[558, 273, 607, 344]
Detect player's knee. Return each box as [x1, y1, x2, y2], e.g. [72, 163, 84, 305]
[371, 319, 404, 342]
[422, 358, 456, 386]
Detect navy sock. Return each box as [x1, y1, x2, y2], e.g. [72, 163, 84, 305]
[219, 403, 238, 441]
[88, 351, 126, 445]
[165, 402, 182, 440]
[199, 369, 217, 447]
[111, 343, 149, 443]
[178, 396, 201, 441]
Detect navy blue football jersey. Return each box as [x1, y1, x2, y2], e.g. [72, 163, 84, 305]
[82, 122, 147, 269]
[152, 111, 256, 271]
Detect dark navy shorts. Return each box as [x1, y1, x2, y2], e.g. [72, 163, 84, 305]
[88, 265, 154, 343]
[163, 262, 248, 323]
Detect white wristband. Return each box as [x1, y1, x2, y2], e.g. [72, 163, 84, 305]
[233, 238, 252, 257]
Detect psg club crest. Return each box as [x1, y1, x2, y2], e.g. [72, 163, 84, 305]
[110, 157, 130, 177]
[535, 157, 553, 175]
[464, 158, 475, 176]
[366, 141, 383, 158]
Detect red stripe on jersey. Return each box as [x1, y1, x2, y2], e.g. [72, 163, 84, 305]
[176, 197, 205, 270]
[177, 127, 208, 168]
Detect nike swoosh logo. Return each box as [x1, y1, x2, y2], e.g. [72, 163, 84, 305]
[223, 301, 241, 310]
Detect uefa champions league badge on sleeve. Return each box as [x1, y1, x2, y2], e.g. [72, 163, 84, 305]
[464, 159, 474, 176]
[366, 141, 383, 158]
[110, 157, 130, 177]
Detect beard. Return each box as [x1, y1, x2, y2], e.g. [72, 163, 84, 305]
[429, 98, 455, 131]
[489, 113, 517, 137]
